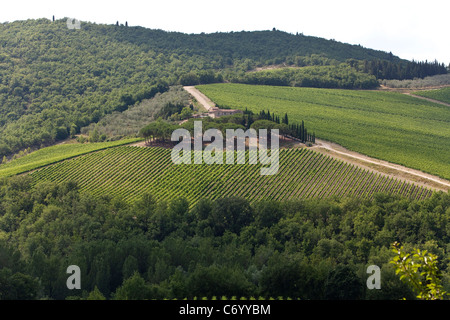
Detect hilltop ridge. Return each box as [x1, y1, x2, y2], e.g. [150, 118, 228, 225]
[0, 18, 445, 158]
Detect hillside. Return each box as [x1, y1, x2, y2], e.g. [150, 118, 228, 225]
[196, 83, 450, 180]
[0, 138, 141, 177]
[108, 27, 400, 63]
[229, 65, 379, 89]
[1, 173, 448, 300]
[1, 17, 450, 302]
[0, 18, 419, 159]
[412, 87, 450, 104]
[29, 146, 432, 205]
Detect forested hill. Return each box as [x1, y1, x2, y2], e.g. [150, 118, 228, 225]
[0, 18, 441, 158]
[100, 24, 401, 63]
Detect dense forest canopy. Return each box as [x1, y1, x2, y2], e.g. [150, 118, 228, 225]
[0, 176, 448, 300]
[102, 25, 402, 63]
[0, 18, 446, 159]
[230, 65, 379, 89]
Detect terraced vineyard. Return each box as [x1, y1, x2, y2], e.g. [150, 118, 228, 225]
[30, 146, 433, 206]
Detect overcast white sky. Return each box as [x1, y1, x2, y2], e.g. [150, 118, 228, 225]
[0, 0, 448, 63]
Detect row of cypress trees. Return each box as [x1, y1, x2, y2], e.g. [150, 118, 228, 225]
[257, 110, 315, 143]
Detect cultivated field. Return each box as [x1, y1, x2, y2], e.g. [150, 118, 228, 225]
[29, 146, 433, 206]
[0, 138, 142, 178]
[412, 87, 450, 105]
[196, 83, 450, 180]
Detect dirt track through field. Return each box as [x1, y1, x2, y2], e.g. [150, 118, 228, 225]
[312, 139, 449, 192]
[403, 93, 450, 107]
[183, 86, 450, 192]
[183, 86, 216, 111]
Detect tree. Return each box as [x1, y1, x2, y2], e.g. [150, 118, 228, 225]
[180, 106, 193, 120]
[254, 200, 283, 228]
[118, 94, 135, 112]
[187, 264, 253, 299]
[113, 271, 152, 300]
[179, 72, 200, 86]
[88, 127, 100, 142]
[55, 126, 69, 140]
[69, 124, 78, 138]
[87, 286, 106, 300]
[139, 119, 175, 143]
[0, 143, 11, 158]
[250, 120, 279, 132]
[209, 197, 253, 236]
[0, 269, 40, 300]
[167, 267, 188, 299]
[282, 113, 289, 125]
[90, 255, 111, 297]
[122, 255, 139, 280]
[134, 193, 157, 217]
[323, 265, 363, 300]
[192, 198, 213, 221]
[390, 242, 448, 300]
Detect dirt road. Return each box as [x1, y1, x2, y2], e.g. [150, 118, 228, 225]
[379, 85, 450, 107]
[183, 85, 450, 192]
[183, 86, 216, 111]
[312, 139, 449, 192]
[403, 93, 450, 107]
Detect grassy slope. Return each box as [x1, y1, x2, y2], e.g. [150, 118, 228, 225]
[413, 87, 450, 104]
[196, 83, 450, 180]
[29, 146, 431, 206]
[0, 138, 142, 177]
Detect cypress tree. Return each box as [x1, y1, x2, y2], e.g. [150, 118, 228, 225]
[301, 120, 305, 142]
[248, 114, 253, 128]
[283, 113, 289, 125]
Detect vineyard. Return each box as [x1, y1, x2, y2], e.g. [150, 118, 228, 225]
[0, 138, 142, 178]
[413, 87, 450, 104]
[196, 83, 450, 180]
[30, 146, 433, 206]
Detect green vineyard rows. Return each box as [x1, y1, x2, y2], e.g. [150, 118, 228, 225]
[413, 87, 450, 104]
[30, 146, 433, 206]
[0, 138, 142, 178]
[196, 83, 450, 180]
